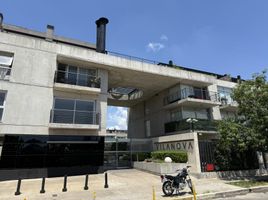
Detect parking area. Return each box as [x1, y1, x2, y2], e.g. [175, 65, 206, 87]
[0, 169, 241, 200]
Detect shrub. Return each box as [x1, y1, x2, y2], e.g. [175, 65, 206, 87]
[151, 150, 187, 163]
[132, 152, 151, 161]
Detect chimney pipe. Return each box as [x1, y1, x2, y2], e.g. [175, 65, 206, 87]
[95, 17, 109, 53]
[0, 13, 3, 31]
[237, 75, 241, 83]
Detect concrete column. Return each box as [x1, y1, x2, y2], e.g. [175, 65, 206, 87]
[193, 132, 201, 173]
[263, 152, 268, 169]
[208, 84, 222, 120]
[98, 69, 108, 134]
[256, 151, 265, 172]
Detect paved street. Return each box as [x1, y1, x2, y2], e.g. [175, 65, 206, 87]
[217, 192, 268, 200]
[0, 169, 242, 200]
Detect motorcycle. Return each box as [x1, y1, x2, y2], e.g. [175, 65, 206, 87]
[160, 166, 193, 196]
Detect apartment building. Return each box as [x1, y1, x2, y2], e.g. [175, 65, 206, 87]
[0, 14, 239, 179]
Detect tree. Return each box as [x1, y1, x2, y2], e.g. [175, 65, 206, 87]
[215, 71, 268, 170]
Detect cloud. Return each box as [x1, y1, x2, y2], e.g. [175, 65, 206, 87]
[146, 42, 165, 52]
[160, 34, 168, 41]
[107, 106, 128, 130]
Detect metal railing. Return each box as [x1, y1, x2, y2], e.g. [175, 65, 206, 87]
[107, 51, 160, 65]
[50, 109, 99, 125]
[54, 70, 101, 88]
[0, 66, 11, 80]
[165, 119, 218, 133]
[164, 88, 220, 105]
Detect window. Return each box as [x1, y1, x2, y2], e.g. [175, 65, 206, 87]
[0, 91, 6, 121]
[217, 86, 234, 105]
[0, 52, 13, 80]
[221, 111, 236, 119]
[55, 63, 99, 88]
[182, 107, 209, 120]
[51, 98, 96, 124]
[170, 109, 182, 121]
[145, 120, 151, 137]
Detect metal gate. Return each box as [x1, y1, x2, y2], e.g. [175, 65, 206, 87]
[104, 137, 131, 169]
[198, 141, 216, 172]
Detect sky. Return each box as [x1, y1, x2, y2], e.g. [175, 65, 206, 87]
[1, 0, 268, 130]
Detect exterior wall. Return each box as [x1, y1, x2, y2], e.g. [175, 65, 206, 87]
[0, 30, 108, 136]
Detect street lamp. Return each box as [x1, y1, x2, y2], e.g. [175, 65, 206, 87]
[186, 118, 198, 132]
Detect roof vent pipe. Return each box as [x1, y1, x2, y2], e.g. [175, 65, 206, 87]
[95, 17, 109, 53]
[46, 25, 54, 42]
[0, 13, 3, 31]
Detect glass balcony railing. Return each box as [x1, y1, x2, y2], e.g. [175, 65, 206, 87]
[54, 70, 101, 88]
[219, 94, 238, 107]
[165, 119, 218, 133]
[50, 109, 99, 125]
[164, 88, 219, 105]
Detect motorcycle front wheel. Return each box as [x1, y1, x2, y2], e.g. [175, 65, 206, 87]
[187, 179, 193, 194]
[162, 181, 174, 196]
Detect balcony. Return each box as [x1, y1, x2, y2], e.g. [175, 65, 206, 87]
[0, 66, 11, 80]
[165, 119, 218, 134]
[219, 96, 238, 112]
[54, 70, 101, 94]
[49, 109, 100, 130]
[163, 88, 221, 109]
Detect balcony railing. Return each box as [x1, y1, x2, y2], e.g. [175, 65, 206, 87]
[219, 95, 238, 106]
[50, 109, 99, 125]
[165, 119, 218, 133]
[164, 88, 219, 105]
[54, 70, 101, 88]
[0, 66, 11, 80]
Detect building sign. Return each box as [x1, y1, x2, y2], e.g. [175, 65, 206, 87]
[154, 140, 194, 152]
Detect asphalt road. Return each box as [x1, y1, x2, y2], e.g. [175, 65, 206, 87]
[218, 192, 268, 200]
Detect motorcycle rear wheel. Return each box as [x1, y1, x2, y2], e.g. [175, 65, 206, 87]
[162, 181, 174, 196]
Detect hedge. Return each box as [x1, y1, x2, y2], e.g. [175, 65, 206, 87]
[132, 152, 151, 161]
[151, 150, 188, 163]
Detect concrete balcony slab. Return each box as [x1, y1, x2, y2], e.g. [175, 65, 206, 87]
[53, 83, 101, 95]
[219, 103, 238, 112]
[164, 98, 221, 110]
[49, 123, 99, 130]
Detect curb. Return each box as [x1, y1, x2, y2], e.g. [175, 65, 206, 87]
[170, 186, 268, 200]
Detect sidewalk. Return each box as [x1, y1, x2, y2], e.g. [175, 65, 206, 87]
[0, 169, 258, 200]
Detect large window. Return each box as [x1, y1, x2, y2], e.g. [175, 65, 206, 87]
[0, 91, 6, 122]
[0, 52, 13, 80]
[51, 98, 97, 124]
[182, 107, 209, 120]
[55, 63, 99, 88]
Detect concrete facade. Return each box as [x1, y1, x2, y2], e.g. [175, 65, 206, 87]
[0, 19, 239, 175]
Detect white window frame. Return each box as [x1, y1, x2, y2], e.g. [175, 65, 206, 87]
[0, 52, 14, 80]
[0, 91, 7, 122]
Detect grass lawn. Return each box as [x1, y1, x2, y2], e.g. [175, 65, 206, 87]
[227, 180, 268, 188]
